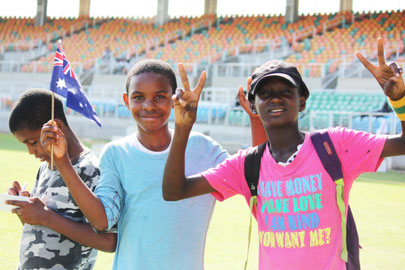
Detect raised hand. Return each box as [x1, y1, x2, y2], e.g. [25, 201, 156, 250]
[40, 120, 68, 161]
[238, 77, 260, 118]
[173, 63, 206, 127]
[356, 37, 405, 100]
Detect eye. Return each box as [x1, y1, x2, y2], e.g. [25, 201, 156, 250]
[281, 89, 291, 96]
[30, 140, 37, 146]
[257, 89, 270, 98]
[132, 95, 144, 101]
[155, 95, 166, 100]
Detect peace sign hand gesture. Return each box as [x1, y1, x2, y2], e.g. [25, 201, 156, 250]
[356, 37, 405, 101]
[173, 63, 206, 128]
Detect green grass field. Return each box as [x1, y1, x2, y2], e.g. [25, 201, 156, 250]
[0, 132, 404, 269]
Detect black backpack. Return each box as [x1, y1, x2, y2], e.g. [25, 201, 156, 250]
[244, 131, 360, 270]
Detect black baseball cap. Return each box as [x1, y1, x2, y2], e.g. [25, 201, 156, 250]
[248, 60, 310, 102]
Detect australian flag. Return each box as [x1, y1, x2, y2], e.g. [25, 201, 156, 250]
[50, 41, 101, 127]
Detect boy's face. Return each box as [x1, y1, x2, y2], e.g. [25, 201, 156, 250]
[123, 72, 173, 134]
[13, 128, 50, 163]
[254, 76, 306, 128]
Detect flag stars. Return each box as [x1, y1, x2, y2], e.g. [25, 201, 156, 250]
[56, 78, 66, 89]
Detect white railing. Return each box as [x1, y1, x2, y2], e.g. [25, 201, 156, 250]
[0, 60, 85, 74]
[307, 111, 399, 134]
[212, 63, 257, 78]
[70, 20, 89, 36]
[190, 19, 212, 35]
[339, 61, 405, 78]
[164, 30, 185, 46]
[292, 26, 317, 45]
[322, 15, 346, 34]
[212, 62, 326, 78]
[46, 29, 66, 45]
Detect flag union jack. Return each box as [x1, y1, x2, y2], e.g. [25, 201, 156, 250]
[50, 41, 101, 127]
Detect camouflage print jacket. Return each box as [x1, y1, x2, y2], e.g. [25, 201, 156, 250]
[18, 150, 99, 270]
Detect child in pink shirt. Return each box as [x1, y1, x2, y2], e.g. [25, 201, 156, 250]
[162, 38, 405, 269]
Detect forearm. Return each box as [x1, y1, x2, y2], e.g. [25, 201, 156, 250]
[162, 124, 192, 200]
[381, 94, 405, 157]
[43, 210, 116, 252]
[55, 157, 108, 231]
[249, 115, 267, 146]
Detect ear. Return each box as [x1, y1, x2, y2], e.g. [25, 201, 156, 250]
[299, 97, 306, 112]
[123, 92, 129, 109]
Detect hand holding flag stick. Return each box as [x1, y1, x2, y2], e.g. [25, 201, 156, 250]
[49, 40, 101, 168]
[51, 89, 55, 169]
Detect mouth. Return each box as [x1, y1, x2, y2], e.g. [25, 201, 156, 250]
[140, 113, 162, 120]
[36, 155, 47, 162]
[268, 108, 286, 115]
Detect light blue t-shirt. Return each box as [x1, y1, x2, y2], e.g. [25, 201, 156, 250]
[95, 131, 229, 270]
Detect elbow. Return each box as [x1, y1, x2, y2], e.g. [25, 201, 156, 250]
[98, 233, 117, 253]
[92, 220, 108, 233]
[104, 235, 117, 253]
[162, 190, 182, 201]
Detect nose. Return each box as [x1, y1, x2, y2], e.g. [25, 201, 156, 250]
[269, 94, 283, 103]
[142, 99, 155, 110]
[26, 145, 36, 156]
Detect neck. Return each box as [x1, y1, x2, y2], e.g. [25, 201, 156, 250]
[63, 126, 85, 160]
[136, 127, 171, 152]
[265, 124, 305, 162]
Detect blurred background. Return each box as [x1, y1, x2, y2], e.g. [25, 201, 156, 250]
[0, 0, 404, 168]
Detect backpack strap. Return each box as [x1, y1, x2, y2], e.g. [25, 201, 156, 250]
[244, 142, 267, 197]
[310, 131, 348, 263]
[243, 141, 267, 270]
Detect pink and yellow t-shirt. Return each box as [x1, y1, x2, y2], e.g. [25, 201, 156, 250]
[202, 127, 387, 270]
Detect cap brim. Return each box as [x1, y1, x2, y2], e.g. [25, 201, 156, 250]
[259, 73, 298, 88]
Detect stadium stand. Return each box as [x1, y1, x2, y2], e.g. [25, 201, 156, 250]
[0, 10, 404, 136]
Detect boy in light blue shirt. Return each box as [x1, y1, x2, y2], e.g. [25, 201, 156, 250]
[40, 58, 267, 269]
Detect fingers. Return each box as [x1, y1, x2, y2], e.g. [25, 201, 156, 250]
[377, 37, 386, 67]
[238, 85, 245, 96]
[356, 51, 375, 74]
[40, 122, 62, 148]
[237, 85, 247, 105]
[172, 88, 189, 109]
[8, 188, 18, 196]
[178, 63, 190, 91]
[172, 88, 184, 106]
[194, 71, 206, 97]
[247, 77, 252, 92]
[20, 191, 30, 197]
[383, 75, 399, 91]
[11, 207, 22, 216]
[174, 88, 184, 100]
[389, 62, 403, 76]
[8, 181, 21, 195]
[6, 200, 26, 207]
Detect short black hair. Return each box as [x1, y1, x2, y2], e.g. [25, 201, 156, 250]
[9, 88, 69, 133]
[125, 59, 177, 94]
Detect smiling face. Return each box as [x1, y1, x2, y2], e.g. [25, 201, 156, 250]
[123, 72, 173, 134]
[254, 76, 306, 128]
[13, 128, 50, 163]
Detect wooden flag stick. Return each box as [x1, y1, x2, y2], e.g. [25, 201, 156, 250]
[50, 91, 55, 170]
